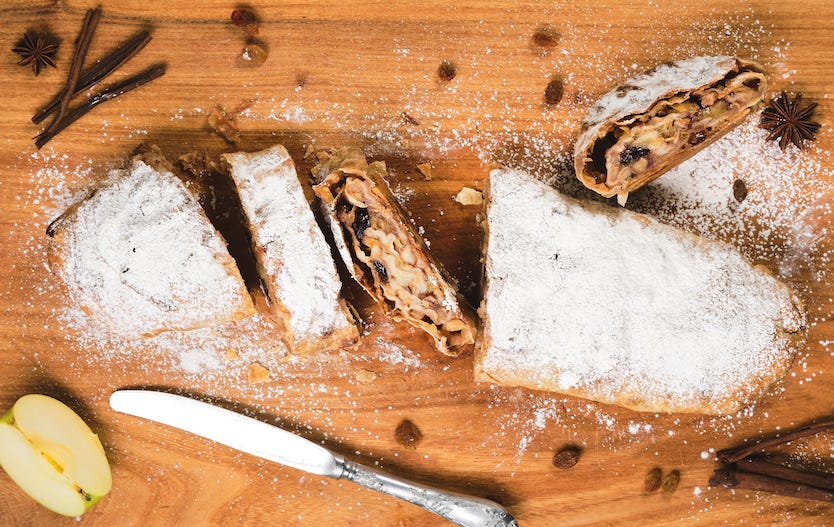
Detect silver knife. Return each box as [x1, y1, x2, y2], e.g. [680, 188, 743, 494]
[110, 390, 518, 527]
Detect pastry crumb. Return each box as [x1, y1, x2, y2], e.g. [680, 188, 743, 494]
[454, 187, 483, 206]
[225, 348, 239, 360]
[355, 368, 377, 384]
[416, 162, 433, 180]
[246, 362, 270, 383]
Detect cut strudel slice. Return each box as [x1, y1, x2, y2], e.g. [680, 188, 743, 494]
[574, 56, 766, 204]
[476, 168, 805, 414]
[222, 145, 359, 354]
[47, 151, 255, 337]
[313, 147, 477, 356]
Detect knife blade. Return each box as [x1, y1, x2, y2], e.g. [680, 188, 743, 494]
[110, 390, 517, 527]
[109, 390, 340, 476]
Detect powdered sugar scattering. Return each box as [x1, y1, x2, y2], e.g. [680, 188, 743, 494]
[629, 120, 832, 271]
[374, 337, 423, 371]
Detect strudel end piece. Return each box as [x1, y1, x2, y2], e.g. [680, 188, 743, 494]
[47, 151, 255, 337]
[574, 56, 766, 205]
[222, 145, 360, 354]
[312, 147, 477, 356]
[476, 168, 805, 415]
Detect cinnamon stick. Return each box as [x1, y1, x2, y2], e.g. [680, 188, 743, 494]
[43, 7, 102, 136]
[33, 30, 152, 124]
[35, 64, 166, 149]
[717, 419, 834, 464]
[710, 466, 834, 502]
[738, 456, 834, 490]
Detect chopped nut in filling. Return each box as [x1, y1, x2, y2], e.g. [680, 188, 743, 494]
[313, 148, 477, 356]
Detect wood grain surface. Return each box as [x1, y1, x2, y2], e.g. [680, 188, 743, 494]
[2, 1, 834, 526]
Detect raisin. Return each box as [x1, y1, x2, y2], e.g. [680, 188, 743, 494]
[552, 445, 582, 469]
[231, 9, 259, 37]
[352, 207, 370, 243]
[644, 467, 663, 492]
[619, 146, 650, 165]
[437, 60, 457, 82]
[688, 130, 707, 146]
[655, 105, 672, 117]
[544, 77, 564, 106]
[372, 260, 388, 283]
[662, 470, 681, 493]
[532, 25, 561, 48]
[733, 179, 748, 202]
[395, 419, 423, 448]
[240, 39, 268, 66]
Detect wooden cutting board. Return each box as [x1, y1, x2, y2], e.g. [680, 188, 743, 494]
[2, 1, 834, 525]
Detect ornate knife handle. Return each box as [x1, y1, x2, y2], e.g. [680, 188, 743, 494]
[336, 457, 518, 527]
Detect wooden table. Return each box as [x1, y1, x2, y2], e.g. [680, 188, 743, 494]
[2, 1, 834, 525]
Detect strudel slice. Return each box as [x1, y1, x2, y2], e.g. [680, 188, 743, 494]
[574, 56, 766, 204]
[222, 145, 359, 354]
[47, 151, 255, 337]
[312, 147, 477, 356]
[476, 168, 805, 414]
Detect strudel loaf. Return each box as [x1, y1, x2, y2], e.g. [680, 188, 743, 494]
[476, 168, 805, 414]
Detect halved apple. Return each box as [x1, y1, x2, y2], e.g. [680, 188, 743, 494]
[0, 394, 112, 517]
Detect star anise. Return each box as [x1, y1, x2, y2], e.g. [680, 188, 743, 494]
[759, 91, 821, 150]
[12, 31, 59, 76]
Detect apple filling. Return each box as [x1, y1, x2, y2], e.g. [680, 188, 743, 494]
[586, 69, 766, 202]
[333, 176, 474, 352]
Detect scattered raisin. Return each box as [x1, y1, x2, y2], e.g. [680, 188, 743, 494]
[207, 106, 241, 144]
[644, 467, 663, 492]
[231, 8, 259, 37]
[544, 76, 564, 106]
[662, 470, 681, 493]
[552, 444, 582, 469]
[437, 60, 457, 82]
[619, 146, 650, 165]
[240, 38, 268, 66]
[733, 179, 748, 202]
[395, 419, 423, 448]
[532, 25, 561, 48]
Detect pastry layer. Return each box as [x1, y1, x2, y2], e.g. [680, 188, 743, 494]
[476, 168, 805, 414]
